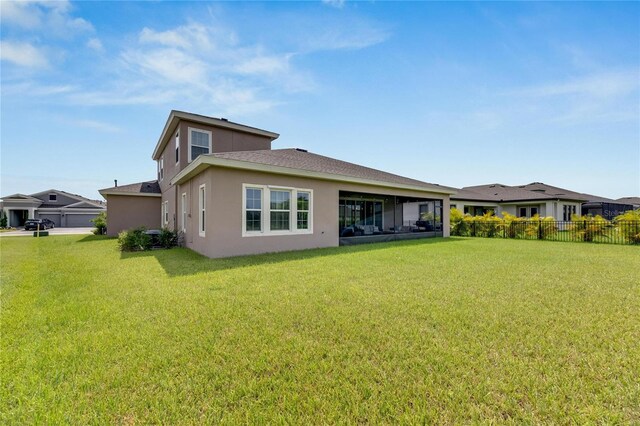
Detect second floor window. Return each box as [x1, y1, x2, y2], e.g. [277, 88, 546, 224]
[189, 128, 212, 162]
[175, 131, 180, 163]
[159, 157, 164, 181]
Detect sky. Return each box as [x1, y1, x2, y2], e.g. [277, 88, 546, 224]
[1, 1, 639, 201]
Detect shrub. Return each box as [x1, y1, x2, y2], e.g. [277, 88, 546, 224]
[118, 227, 151, 252]
[500, 213, 525, 239]
[450, 208, 469, 236]
[91, 212, 107, 235]
[158, 228, 178, 248]
[0, 211, 7, 228]
[570, 215, 609, 242]
[614, 209, 640, 244]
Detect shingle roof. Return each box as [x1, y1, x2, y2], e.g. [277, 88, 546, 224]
[0, 193, 42, 202]
[206, 148, 456, 193]
[456, 183, 557, 202]
[99, 180, 160, 195]
[518, 182, 613, 203]
[617, 196, 640, 206]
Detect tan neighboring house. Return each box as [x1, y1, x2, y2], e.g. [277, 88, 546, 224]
[0, 189, 106, 227]
[99, 110, 456, 258]
[451, 182, 635, 221]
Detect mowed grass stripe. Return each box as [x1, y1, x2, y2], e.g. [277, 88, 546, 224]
[1, 235, 638, 423]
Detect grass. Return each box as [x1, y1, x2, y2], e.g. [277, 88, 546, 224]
[1, 235, 639, 424]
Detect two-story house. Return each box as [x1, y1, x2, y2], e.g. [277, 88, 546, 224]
[100, 110, 456, 258]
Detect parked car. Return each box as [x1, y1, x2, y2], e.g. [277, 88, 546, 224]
[24, 219, 55, 230]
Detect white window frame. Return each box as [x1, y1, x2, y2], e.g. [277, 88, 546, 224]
[242, 183, 313, 237]
[181, 192, 187, 233]
[198, 184, 206, 237]
[159, 157, 164, 182]
[296, 190, 311, 231]
[163, 201, 169, 226]
[49, 193, 57, 202]
[175, 131, 180, 164]
[188, 127, 212, 163]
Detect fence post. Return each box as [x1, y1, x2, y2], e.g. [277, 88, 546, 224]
[538, 219, 542, 240]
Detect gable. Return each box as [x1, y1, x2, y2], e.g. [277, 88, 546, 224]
[30, 189, 89, 207]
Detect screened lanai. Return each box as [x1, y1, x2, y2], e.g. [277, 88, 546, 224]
[338, 191, 444, 245]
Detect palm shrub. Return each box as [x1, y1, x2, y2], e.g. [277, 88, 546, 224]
[450, 208, 470, 236]
[501, 212, 525, 239]
[522, 215, 559, 240]
[571, 214, 609, 242]
[477, 211, 502, 238]
[614, 209, 640, 244]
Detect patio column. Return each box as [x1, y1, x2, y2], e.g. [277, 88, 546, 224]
[4, 208, 10, 227]
[28, 207, 36, 219]
[393, 196, 396, 233]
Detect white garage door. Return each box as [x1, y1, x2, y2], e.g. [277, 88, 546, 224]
[66, 214, 97, 227]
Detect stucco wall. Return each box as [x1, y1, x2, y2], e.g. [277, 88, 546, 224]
[180, 167, 450, 258]
[157, 120, 273, 194]
[105, 195, 161, 236]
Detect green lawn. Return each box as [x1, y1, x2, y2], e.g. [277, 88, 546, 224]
[1, 236, 639, 423]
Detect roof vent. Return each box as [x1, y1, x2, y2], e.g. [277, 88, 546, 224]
[295, 148, 308, 152]
[220, 118, 228, 122]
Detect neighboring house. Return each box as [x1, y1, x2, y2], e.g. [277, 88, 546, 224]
[616, 197, 640, 209]
[0, 189, 106, 227]
[99, 110, 456, 258]
[451, 182, 634, 221]
[519, 182, 634, 220]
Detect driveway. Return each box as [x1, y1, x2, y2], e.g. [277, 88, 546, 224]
[0, 227, 95, 237]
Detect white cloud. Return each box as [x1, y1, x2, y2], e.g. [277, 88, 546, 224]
[508, 70, 639, 125]
[139, 24, 216, 50]
[235, 54, 292, 75]
[514, 70, 639, 99]
[71, 119, 121, 133]
[2, 11, 389, 115]
[86, 38, 104, 52]
[0, 1, 42, 28]
[0, 40, 48, 68]
[0, 0, 93, 37]
[122, 48, 208, 83]
[322, 0, 346, 9]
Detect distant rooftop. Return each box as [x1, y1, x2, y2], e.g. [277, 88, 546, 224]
[99, 181, 161, 197]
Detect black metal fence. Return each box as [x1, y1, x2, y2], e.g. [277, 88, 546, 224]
[451, 220, 640, 245]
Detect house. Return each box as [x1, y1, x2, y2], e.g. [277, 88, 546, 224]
[0, 189, 106, 228]
[450, 182, 634, 221]
[616, 197, 640, 209]
[99, 110, 456, 258]
[519, 182, 635, 220]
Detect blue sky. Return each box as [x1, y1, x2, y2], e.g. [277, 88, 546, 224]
[1, 1, 638, 200]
